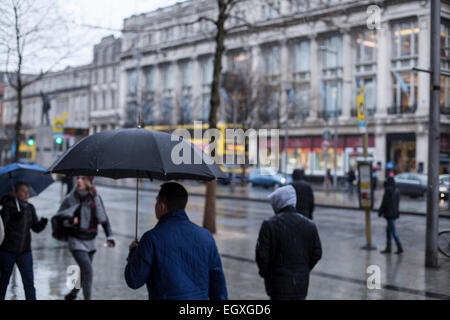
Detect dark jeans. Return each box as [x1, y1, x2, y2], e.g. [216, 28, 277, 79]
[386, 218, 401, 244]
[0, 251, 36, 300]
[70, 250, 95, 300]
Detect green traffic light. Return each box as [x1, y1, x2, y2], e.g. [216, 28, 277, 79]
[27, 139, 35, 146]
[55, 137, 63, 144]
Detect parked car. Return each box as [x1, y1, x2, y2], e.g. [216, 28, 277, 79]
[249, 167, 292, 188]
[440, 174, 449, 200]
[394, 173, 427, 198]
[217, 164, 247, 185]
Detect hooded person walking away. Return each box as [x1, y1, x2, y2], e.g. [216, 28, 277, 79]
[125, 182, 228, 300]
[0, 182, 48, 300]
[291, 169, 315, 219]
[255, 185, 322, 300]
[378, 177, 403, 254]
[57, 176, 115, 300]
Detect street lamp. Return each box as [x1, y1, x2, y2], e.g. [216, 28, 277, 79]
[320, 46, 339, 189]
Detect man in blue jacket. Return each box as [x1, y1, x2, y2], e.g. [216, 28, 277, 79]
[124, 182, 228, 300]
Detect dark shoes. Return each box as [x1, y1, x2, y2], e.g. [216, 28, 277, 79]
[394, 242, 404, 255]
[380, 243, 403, 254]
[380, 247, 391, 254]
[64, 289, 79, 300]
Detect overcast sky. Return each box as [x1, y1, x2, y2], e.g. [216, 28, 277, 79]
[58, 0, 185, 69]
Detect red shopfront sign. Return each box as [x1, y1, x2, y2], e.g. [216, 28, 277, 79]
[346, 135, 375, 148]
[267, 135, 375, 150]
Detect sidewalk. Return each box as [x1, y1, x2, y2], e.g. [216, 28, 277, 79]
[93, 177, 450, 218]
[5, 183, 450, 300]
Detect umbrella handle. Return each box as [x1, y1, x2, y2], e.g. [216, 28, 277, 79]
[15, 195, 21, 213]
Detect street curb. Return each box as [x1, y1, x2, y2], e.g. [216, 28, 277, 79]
[95, 181, 450, 219]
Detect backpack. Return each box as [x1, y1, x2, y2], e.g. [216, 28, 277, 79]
[51, 215, 70, 242]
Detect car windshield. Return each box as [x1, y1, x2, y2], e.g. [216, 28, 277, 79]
[416, 174, 427, 184]
[260, 167, 277, 175]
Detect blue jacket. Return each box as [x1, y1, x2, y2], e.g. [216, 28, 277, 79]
[124, 209, 228, 300]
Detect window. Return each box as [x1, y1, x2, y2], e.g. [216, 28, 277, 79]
[127, 70, 137, 96]
[200, 56, 213, 121]
[161, 64, 173, 124]
[125, 102, 137, 127]
[291, 40, 311, 120]
[162, 28, 173, 41]
[111, 90, 115, 109]
[292, 0, 309, 13]
[322, 80, 342, 117]
[354, 30, 378, 116]
[227, 50, 249, 75]
[102, 91, 107, 110]
[201, 95, 210, 123]
[392, 21, 419, 61]
[390, 20, 419, 114]
[440, 21, 450, 114]
[180, 60, 193, 124]
[321, 35, 343, 117]
[145, 67, 155, 92]
[233, 9, 246, 25]
[262, 45, 281, 84]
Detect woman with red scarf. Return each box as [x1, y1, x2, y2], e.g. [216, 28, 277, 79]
[57, 176, 115, 300]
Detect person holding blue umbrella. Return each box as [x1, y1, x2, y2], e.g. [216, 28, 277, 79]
[0, 183, 48, 300]
[0, 163, 53, 300]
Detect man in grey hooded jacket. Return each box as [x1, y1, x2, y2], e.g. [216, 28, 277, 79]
[255, 185, 322, 300]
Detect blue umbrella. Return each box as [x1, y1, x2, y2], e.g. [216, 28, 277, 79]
[0, 163, 54, 203]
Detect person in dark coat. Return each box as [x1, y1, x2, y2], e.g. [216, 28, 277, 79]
[347, 168, 356, 194]
[0, 182, 48, 300]
[255, 185, 322, 300]
[291, 169, 315, 219]
[378, 177, 403, 254]
[124, 182, 228, 300]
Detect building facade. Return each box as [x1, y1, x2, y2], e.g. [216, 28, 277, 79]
[119, 0, 450, 178]
[2, 65, 91, 164]
[1, 0, 450, 177]
[90, 35, 122, 134]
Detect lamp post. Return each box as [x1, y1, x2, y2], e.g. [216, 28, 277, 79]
[320, 46, 339, 189]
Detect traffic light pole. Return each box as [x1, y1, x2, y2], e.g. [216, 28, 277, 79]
[426, 0, 440, 268]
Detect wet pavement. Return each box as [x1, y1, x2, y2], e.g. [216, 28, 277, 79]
[96, 177, 450, 217]
[4, 182, 450, 300]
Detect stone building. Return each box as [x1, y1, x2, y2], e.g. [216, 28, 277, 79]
[90, 35, 122, 134]
[119, 0, 450, 178]
[2, 65, 91, 164]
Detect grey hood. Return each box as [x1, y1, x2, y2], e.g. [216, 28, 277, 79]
[267, 185, 297, 213]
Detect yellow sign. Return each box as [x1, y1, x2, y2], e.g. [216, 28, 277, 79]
[62, 112, 68, 119]
[357, 85, 366, 126]
[53, 118, 65, 133]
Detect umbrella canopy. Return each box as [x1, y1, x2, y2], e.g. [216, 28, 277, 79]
[0, 163, 55, 200]
[47, 128, 227, 180]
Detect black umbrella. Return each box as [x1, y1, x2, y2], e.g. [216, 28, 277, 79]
[47, 128, 227, 239]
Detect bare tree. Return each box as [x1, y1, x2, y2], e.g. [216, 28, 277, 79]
[0, 0, 77, 162]
[198, 0, 255, 234]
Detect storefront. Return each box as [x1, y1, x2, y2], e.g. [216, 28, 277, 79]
[272, 135, 375, 176]
[386, 133, 416, 174]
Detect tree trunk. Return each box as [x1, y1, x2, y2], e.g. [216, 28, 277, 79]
[13, 83, 23, 163]
[203, 1, 227, 234]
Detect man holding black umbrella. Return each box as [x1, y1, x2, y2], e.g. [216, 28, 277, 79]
[124, 182, 228, 300]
